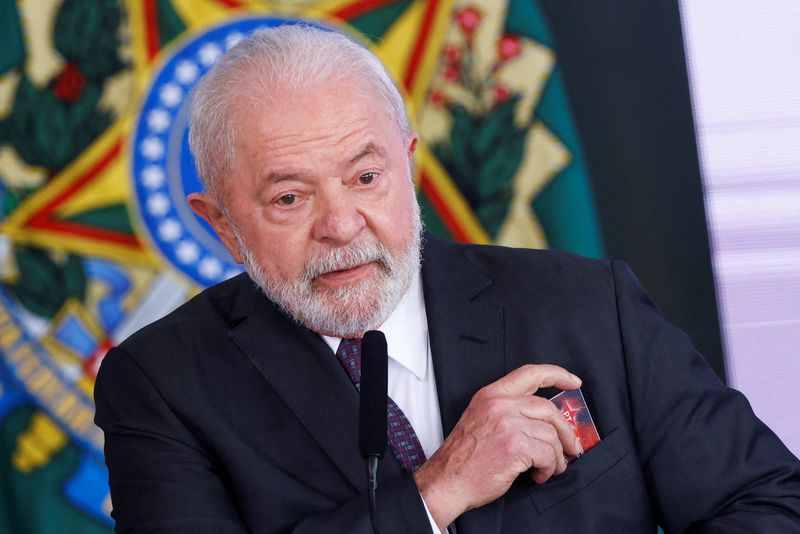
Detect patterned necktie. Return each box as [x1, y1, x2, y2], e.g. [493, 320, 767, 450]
[336, 338, 427, 472]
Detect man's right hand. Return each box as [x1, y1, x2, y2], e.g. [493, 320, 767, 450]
[413, 364, 583, 530]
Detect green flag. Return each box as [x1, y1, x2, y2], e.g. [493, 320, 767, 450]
[0, 2, 604, 531]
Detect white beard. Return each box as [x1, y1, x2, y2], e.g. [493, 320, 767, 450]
[232, 195, 423, 338]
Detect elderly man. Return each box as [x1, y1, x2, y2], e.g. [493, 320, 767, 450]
[95, 25, 800, 533]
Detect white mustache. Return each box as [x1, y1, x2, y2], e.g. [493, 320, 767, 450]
[301, 240, 392, 282]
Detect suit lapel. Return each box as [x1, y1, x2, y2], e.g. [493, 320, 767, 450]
[224, 235, 506, 528]
[227, 282, 381, 492]
[422, 236, 505, 534]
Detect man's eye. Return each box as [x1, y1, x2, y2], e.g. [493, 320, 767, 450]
[359, 172, 376, 185]
[277, 194, 297, 206]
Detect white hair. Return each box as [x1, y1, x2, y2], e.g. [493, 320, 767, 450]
[188, 24, 410, 203]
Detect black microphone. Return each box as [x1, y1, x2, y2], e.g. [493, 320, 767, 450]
[359, 330, 388, 458]
[358, 330, 387, 534]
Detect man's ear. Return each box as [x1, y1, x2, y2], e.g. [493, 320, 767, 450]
[407, 132, 419, 159]
[187, 192, 244, 264]
[406, 132, 420, 185]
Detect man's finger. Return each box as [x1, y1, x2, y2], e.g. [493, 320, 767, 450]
[518, 418, 568, 476]
[492, 364, 581, 397]
[525, 435, 561, 484]
[516, 395, 583, 457]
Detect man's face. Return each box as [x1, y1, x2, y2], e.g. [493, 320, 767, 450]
[189, 79, 422, 338]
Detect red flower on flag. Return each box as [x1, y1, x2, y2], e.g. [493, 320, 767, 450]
[444, 46, 462, 63]
[497, 34, 522, 62]
[455, 6, 482, 35]
[53, 62, 86, 102]
[493, 84, 511, 103]
[444, 65, 461, 81]
[429, 89, 445, 105]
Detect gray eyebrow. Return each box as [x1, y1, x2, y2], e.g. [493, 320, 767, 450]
[261, 142, 387, 186]
[265, 171, 301, 184]
[349, 142, 388, 165]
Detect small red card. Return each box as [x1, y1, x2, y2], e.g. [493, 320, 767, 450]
[549, 388, 601, 463]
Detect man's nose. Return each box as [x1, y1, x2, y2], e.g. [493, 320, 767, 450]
[312, 188, 366, 245]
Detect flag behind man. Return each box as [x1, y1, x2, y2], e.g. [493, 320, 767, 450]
[0, 1, 600, 531]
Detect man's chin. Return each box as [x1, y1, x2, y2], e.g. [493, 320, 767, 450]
[263, 275, 390, 338]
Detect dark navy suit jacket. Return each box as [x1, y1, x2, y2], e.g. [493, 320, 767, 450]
[95, 235, 800, 533]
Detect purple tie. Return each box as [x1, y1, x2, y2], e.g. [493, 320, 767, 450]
[336, 338, 427, 472]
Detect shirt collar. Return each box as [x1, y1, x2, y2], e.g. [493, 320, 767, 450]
[321, 269, 429, 381]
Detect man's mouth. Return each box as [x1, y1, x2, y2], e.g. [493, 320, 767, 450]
[315, 262, 375, 285]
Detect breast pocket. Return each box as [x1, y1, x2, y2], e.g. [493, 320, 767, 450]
[527, 427, 629, 513]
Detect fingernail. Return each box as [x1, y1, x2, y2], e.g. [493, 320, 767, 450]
[574, 437, 583, 452]
[569, 373, 581, 384]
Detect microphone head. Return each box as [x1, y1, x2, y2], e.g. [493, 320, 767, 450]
[359, 330, 388, 459]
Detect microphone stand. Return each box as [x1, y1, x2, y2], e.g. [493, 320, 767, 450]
[366, 455, 381, 534]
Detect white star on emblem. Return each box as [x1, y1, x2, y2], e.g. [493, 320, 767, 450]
[147, 109, 170, 133]
[141, 165, 165, 189]
[147, 193, 170, 217]
[225, 32, 243, 50]
[198, 42, 222, 67]
[176, 241, 200, 264]
[158, 219, 182, 242]
[175, 60, 199, 84]
[199, 257, 223, 279]
[160, 83, 183, 107]
[140, 137, 165, 160]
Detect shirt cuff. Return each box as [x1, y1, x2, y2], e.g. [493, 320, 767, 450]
[420, 490, 445, 534]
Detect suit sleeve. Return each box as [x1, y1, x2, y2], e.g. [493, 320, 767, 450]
[95, 347, 249, 533]
[611, 260, 800, 532]
[95, 346, 433, 534]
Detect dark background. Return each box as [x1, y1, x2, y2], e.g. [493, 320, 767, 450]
[537, 0, 726, 380]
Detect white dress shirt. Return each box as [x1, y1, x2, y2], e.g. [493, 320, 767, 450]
[321, 269, 445, 532]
